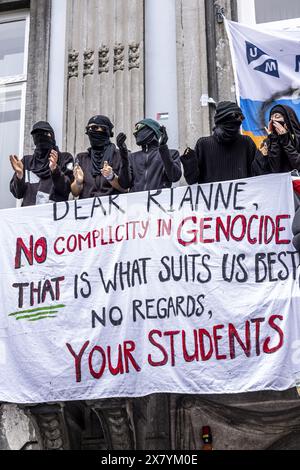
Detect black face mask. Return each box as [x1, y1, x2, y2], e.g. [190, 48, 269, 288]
[273, 119, 285, 127]
[213, 120, 241, 144]
[88, 130, 110, 150]
[30, 132, 57, 179]
[33, 132, 55, 151]
[135, 127, 158, 148]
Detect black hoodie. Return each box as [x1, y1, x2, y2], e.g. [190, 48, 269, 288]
[10, 121, 74, 206]
[10, 152, 74, 206]
[267, 104, 300, 173]
[118, 143, 182, 193]
[75, 146, 122, 199]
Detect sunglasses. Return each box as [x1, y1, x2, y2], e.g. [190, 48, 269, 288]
[85, 125, 105, 133]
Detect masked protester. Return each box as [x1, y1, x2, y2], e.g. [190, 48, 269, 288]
[116, 119, 181, 192]
[264, 104, 300, 173]
[181, 101, 266, 184]
[71, 115, 124, 198]
[9, 121, 74, 206]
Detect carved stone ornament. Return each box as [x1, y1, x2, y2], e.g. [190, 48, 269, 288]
[83, 49, 95, 76]
[98, 45, 109, 73]
[129, 42, 140, 70]
[114, 43, 125, 72]
[68, 50, 79, 78]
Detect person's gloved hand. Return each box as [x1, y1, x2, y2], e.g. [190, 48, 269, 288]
[182, 147, 196, 159]
[159, 126, 168, 146]
[117, 133, 128, 155]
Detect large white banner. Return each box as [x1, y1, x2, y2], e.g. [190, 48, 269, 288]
[0, 173, 300, 403]
[225, 19, 300, 147]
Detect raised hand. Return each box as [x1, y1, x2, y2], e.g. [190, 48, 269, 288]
[9, 155, 24, 179]
[73, 163, 84, 184]
[49, 149, 58, 172]
[101, 161, 114, 180]
[116, 133, 127, 153]
[265, 120, 273, 136]
[182, 147, 196, 159]
[273, 121, 288, 135]
[159, 126, 168, 146]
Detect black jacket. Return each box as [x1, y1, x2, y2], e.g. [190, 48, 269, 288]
[267, 132, 300, 173]
[266, 105, 300, 173]
[118, 144, 182, 192]
[76, 146, 122, 199]
[10, 152, 73, 207]
[181, 134, 267, 185]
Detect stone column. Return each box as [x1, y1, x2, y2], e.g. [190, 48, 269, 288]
[0, 404, 38, 450]
[131, 395, 171, 450]
[213, 0, 238, 102]
[23, 0, 51, 154]
[90, 399, 135, 450]
[64, 0, 144, 156]
[176, 0, 238, 151]
[205, 0, 238, 127]
[175, 0, 210, 153]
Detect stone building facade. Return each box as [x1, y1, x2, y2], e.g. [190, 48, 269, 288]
[1, 0, 300, 450]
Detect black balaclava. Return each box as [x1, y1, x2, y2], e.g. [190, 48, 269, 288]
[135, 127, 158, 148]
[32, 132, 55, 151]
[88, 129, 111, 150]
[213, 101, 244, 144]
[30, 121, 57, 179]
[134, 119, 162, 151]
[86, 115, 115, 177]
[270, 104, 300, 151]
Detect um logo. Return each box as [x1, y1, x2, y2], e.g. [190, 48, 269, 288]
[254, 59, 279, 78]
[246, 41, 267, 64]
[245, 41, 279, 78]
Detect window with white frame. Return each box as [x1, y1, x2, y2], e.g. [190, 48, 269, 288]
[0, 9, 29, 209]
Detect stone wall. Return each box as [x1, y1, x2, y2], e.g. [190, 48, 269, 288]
[175, 0, 237, 153]
[24, 0, 52, 154]
[64, 0, 144, 156]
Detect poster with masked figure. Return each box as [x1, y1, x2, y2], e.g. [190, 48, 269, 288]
[225, 19, 300, 148]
